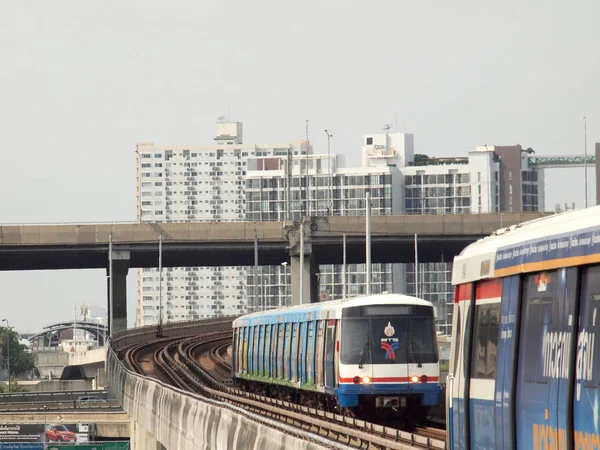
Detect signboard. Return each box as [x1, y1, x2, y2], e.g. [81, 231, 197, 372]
[48, 445, 102, 450]
[0, 444, 43, 450]
[0, 424, 88, 445]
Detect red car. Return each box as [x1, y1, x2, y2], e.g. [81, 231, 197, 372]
[45, 425, 77, 442]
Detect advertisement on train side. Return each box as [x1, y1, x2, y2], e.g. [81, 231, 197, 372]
[0, 423, 89, 444]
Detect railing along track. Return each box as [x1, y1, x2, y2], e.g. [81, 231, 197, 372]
[132, 330, 446, 450]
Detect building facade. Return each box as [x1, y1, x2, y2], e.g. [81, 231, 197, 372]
[136, 121, 544, 333]
[135, 121, 307, 326]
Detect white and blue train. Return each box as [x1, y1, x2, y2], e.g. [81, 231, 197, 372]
[449, 206, 600, 449]
[232, 293, 441, 421]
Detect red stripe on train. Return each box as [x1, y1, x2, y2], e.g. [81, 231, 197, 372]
[454, 283, 472, 303]
[476, 278, 502, 299]
[339, 376, 440, 383]
[454, 279, 502, 303]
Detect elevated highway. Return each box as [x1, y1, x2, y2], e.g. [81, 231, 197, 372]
[0, 213, 550, 334]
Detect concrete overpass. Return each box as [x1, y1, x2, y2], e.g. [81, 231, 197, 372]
[0, 213, 550, 334]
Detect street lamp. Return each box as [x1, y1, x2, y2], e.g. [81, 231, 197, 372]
[43, 405, 48, 450]
[1, 319, 9, 393]
[281, 262, 289, 307]
[324, 130, 333, 215]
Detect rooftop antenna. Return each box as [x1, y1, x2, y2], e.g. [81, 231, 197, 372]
[217, 116, 225, 122]
[383, 124, 392, 153]
[228, 104, 231, 122]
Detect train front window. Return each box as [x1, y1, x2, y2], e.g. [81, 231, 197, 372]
[340, 319, 370, 365]
[340, 307, 438, 365]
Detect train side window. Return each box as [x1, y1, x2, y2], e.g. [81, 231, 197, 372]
[470, 303, 501, 379]
[521, 271, 557, 384]
[452, 307, 461, 374]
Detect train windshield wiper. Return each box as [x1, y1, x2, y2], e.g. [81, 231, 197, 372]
[411, 338, 422, 368]
[358, 342, 370, 369]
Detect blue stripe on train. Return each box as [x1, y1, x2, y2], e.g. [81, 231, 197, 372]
[337, 383, 441, 408]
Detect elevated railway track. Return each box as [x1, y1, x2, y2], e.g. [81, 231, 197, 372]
[119, 319, 447, 450]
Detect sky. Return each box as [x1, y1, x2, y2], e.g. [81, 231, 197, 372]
[1, 0, 599, 333]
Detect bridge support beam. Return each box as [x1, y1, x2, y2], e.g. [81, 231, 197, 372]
[107, 249, 130, 336]
[290, 252, 319, 305]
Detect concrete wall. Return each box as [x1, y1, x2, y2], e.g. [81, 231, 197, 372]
[16, 379, 92, 391]
[107, 345, 327, 450]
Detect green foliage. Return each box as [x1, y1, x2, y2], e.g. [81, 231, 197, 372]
[440, 359, 449, 372]
[1, 326, 35, 379]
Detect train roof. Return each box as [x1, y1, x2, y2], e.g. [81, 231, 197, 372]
[452, 205, 600, 285]
[232, 293, 433, 328]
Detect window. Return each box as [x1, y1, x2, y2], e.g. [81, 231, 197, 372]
[471, 302, 500, 379]
[366, 137, 373, 145]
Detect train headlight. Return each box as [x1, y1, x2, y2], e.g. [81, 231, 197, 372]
[362, 376, 371, 384]
[410, 375, 419, 383]
[421, 375, 428, 383]
[353, 376, 360, 384]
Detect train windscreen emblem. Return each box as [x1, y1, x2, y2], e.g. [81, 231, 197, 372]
[381, 322, 399, 360]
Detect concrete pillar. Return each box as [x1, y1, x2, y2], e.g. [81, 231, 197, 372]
[595, 143, 600, 206]
[107, 249, 130, 336]
[290, 253, 319, 305]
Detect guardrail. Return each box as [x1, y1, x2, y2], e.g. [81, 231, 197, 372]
[0, 390, 109, 404]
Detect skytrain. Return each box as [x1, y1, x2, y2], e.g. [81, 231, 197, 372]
[448, 206, 600, 449]
[232, 293, 441, 422]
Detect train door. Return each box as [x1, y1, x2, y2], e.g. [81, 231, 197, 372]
[315, 320, 325, 386]
[241, 327, 248, 374]
[306, 321, 316, 384]
[291, 323, 299, 382]
[247, 326, 254, 374]
[257, 325, 264, 376]
[277, 323, 285, 378]
[299, 322, 308, 384]
[325, 319, 337, 388]
[284, 323, 292, 380]
[264, 324, 271, 378]
[449, 282, 473, 450]
[468, 279, 501, 449]
[232, 328, 237, 375]
[253, 326, 260, 376]
[573, 265, 600, 445]
[515, 269, 576, 449]
[493, 275, 520, 449]
[270, 324, 278, 378]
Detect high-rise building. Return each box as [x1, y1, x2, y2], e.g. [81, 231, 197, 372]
[136, 120, 544, 333]
[246, 137, 544, 333]
[245, 132, 414, 310]
[135, 121, 307, 326]
[402, 145, 544, 332]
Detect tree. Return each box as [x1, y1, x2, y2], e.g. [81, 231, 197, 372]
[1, 326, 35, 381]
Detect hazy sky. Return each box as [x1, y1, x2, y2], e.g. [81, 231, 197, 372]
[1, 1, 599, 333]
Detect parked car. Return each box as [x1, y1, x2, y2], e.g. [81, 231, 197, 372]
[76, 395, 107, 404]
[45, 424, 77, 442]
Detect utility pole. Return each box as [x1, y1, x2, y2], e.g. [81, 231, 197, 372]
[324, 130, 333, 215]
[254, 230, 259, 312]
[366, 192, 371, 295]
[158, 234, 163, 335]
[108, 233, 113, 339]
[584, 116, 588, 208]
[1, 319, 9, 392]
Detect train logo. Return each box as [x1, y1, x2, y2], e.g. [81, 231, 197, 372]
[384, 322, 395, 337]
[381, 339, 400, 360]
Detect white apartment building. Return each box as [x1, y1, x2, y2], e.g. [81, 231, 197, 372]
[402, 145, 544, 331]
[245, 132, 413, 310]
[135, 121, 307, 326]
[136, 120, 544, 333]
[246, 136, 544, 333]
